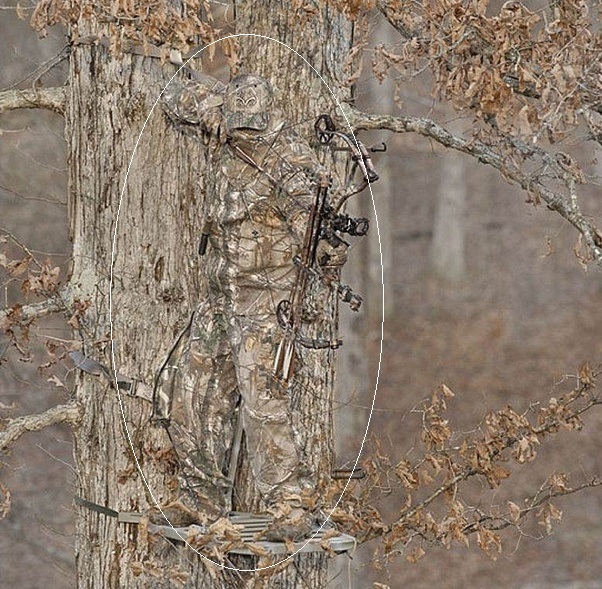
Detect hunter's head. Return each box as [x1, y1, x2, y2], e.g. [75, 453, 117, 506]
[224, 74, 273, 133]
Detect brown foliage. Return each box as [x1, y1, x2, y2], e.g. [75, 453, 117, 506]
[31, 0, 219, 52]
[378, 0, 600, 140]
[1, 1, 600, 583]
[322, 369, 601, 564]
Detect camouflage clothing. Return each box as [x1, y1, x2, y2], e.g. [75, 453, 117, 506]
[157, 73, 329, 515]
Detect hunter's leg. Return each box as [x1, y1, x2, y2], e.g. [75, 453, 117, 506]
[232, 316, 305, 503]
[155, 302, 239, 520]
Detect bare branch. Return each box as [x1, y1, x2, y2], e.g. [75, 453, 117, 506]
[0, 286, 73, 325]
[345, 107, 602, 266]
[0, 86, 67, 116]
[0, 401, 80, 453]
[1, 48, 68, 93]
[464, 476, 602, 536]
[0, 182, 66, 206]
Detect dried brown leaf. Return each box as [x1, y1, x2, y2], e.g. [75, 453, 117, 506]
[406, 546, 426, 563]
[7, 256, 31, 277]
[245, 542, 270, 557]
[508, 500, 521, 523]
[395, 459, 420, 489]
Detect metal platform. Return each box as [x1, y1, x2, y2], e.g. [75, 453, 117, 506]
[145, 511, 356, 555]
[75, 495, 356, 556]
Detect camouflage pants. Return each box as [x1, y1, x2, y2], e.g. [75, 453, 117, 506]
[155, 298, 304, 515]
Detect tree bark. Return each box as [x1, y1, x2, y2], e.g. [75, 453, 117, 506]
[68, 4, 353, 588]
[69, 20, 217, 588]
[0, 86, 67, 115]
[230, 4, 354, 584]
[0, 401, 80, 452]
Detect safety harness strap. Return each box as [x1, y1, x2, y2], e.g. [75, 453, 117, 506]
[69, 350, 153, 402]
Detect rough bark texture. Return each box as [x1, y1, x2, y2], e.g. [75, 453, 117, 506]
[69, 21, 216, 587]
[0, 86, 67, 115]
[0, 402, 80, 453]
[68, 3, 353, 588]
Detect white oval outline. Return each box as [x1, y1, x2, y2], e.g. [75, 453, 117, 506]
[109, 33, 384, 572]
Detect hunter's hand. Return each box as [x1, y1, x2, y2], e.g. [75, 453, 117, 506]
[316, 239, 348, 268]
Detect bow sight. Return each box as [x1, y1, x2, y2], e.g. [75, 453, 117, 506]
[312, 112, 382, 255]
[326, 207, 370, 237]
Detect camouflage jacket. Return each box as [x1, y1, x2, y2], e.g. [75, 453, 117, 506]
[163, 76, 327, 313]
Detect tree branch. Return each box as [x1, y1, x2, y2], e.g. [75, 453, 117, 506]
[0, 297, 65, 326]
[464, 476, 602, 536]
[0, 86, 67, 116]
[0, 285, 73, 326]
[345, 106, 602, 266]
[394, 390, 600, 532]
[0, 401, 80, 453]
[335, 373, 601, 553]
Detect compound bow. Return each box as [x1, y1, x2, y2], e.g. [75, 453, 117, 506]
[273, 114, 385, 385]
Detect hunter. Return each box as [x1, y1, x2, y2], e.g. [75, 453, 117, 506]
[154, 68, 347, 539]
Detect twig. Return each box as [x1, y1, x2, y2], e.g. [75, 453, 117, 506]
[469, 477, 602, 535]
[35, 442, 76, 473]
[0, 182, 66, 205]
[1, 47, 69, 92]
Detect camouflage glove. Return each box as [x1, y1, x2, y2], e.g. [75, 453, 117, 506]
[315, 239, 348, 268]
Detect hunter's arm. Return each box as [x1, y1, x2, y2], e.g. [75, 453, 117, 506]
[276, 128, 346, 267]
[162, 75, 226, 133]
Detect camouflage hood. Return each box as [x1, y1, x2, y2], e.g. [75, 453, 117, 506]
[224, 74, 273, 133]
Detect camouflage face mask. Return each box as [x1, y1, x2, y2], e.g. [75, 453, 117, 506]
[224, 74, 273, 133]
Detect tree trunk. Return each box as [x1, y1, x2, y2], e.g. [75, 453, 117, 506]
[69, 4, 352, 588]
[69, 21, 220, 588]
[429, 151, 467, 286]
[231, 4, 353, 583]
